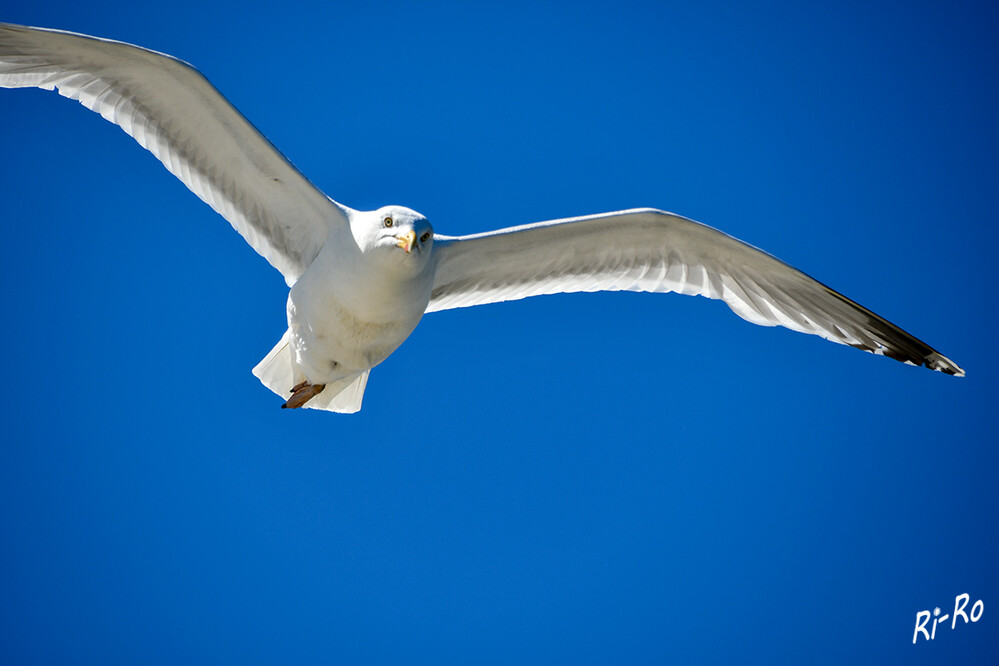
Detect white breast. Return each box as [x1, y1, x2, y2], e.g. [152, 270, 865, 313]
[286, 236, 432, 383]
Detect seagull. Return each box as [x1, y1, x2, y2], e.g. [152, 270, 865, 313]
[0, 23, 963, 413]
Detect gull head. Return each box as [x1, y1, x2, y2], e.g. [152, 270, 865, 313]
[350, 205, 435, 274]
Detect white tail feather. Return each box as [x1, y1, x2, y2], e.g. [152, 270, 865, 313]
[252, 331, 296, 397]
[252, 331, 370, 413]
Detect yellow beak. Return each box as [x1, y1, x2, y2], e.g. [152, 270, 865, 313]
[395, 230, 417, 254]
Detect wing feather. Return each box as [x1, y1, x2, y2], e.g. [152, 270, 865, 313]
[0, 22, 347, 284]
[429, 208, 963, 376]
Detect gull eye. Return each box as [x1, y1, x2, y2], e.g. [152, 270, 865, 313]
[383, 216, 394, 228]
[420, 232, 431, 243]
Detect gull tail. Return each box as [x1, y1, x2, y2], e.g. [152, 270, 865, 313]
[252, 331, 369, 413]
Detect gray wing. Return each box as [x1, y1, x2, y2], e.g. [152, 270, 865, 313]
[0, 23, 347, 285]
[429, 208, 963, 375]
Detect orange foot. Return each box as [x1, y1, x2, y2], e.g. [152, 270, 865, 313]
[282, 381, 326, 409]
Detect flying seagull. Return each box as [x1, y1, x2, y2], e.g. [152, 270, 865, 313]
[0, 23, 963, 412]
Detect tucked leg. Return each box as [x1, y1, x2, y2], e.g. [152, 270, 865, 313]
[282, 382, 326, 409]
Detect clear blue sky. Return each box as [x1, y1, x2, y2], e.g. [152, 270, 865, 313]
[1, 1, 995, 663]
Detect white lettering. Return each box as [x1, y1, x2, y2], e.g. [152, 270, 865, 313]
[913, 593, 983, 644]
[953, 593, 970, 629]
[931, 607, 949, 639]
[913, 610, 931, 644]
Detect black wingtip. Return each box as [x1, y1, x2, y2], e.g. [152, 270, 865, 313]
[927, 353, 965, 377]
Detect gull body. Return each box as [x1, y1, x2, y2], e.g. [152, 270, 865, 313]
[268, 207, 435, 410]
[0, 23, 964, 412]
[291, 207, 433, 377]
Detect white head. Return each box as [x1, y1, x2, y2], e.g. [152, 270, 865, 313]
[349, 205, 435, 274]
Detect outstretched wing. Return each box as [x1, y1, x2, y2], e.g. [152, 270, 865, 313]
[0, 22, 347, 285]
[429, 208, 963, 375]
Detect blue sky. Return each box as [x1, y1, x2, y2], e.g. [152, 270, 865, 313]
[1, 1, 995, 663]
